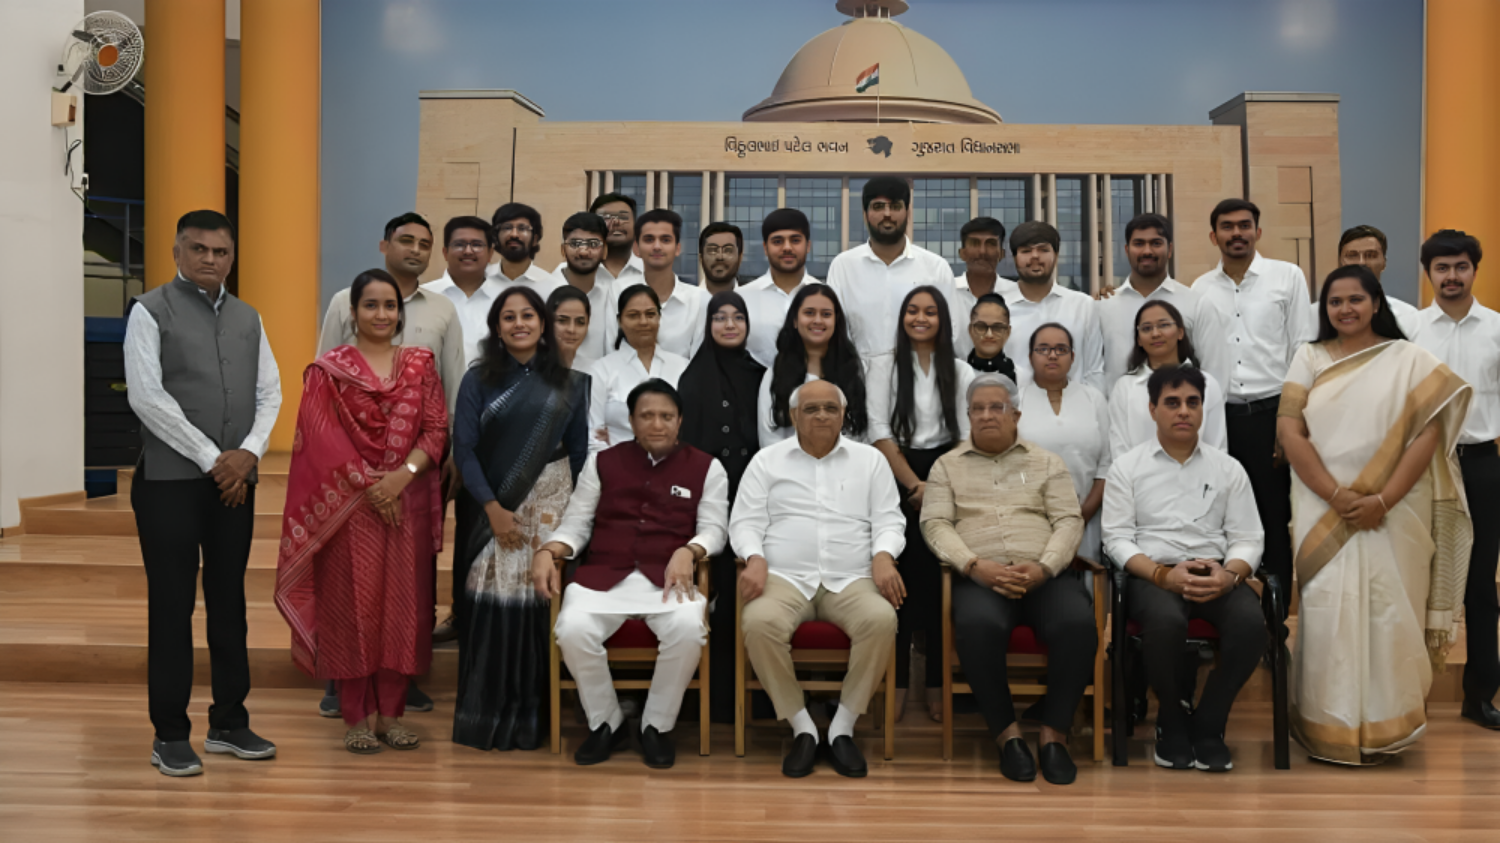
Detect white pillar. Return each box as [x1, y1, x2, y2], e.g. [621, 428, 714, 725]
[1143, 174, 1154, 214]
[588, 171, 599, 206]
[1030, 173, 1042, 221]
[777, 174, 786, 209]
[970, 176, 979, 219]
[699, 172, 711, 232]
[1085, 174, 1099, 296]
[1045, 174, 1058, 227]
[841, 177, 851, 250]
[714, 172, 725, 222]
[604, 170, 615, 194]
[1101, 175, 1114, 289]
[645, 171, 655, 210]
[660, 171, 671, 210]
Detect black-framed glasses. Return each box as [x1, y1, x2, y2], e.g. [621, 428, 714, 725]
[703, 245, 739, 257]
[564, 238, 604, 250]
[868, 200, 907, 213]
[1033, 345, 1073, 358]
[497, 223, 534, 237]
[449, 240, 488, 253]
[710, 312, 747, 325]
[970, 321, 1011, 337]
[598, 212, 631, 223]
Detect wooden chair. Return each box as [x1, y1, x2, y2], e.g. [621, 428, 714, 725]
[940, 558, 1109, 762]
[548, 557, 712, 756]
[1109, 566, 1290, 769]
[733, 559, 897, 760]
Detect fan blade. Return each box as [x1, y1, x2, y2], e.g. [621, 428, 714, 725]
[70, 29, 95, 42]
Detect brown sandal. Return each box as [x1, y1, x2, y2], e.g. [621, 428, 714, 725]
[345, 727, 383, 754]
[377, 723, 420, 750]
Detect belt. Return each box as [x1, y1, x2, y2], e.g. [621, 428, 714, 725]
[1457, 441, 1498, 459]
[1224, 395, 1281, 417]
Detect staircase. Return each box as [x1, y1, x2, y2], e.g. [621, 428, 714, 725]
[5, 454, 460, 690]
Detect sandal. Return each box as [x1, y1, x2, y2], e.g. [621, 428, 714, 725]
[377, 723, 420, 750]
[345, 727, 383, 754]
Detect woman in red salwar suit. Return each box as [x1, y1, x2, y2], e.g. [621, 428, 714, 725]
[275, 270, 449, 754]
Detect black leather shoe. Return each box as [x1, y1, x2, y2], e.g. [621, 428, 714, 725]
[781, 733, 819, 778]
[827, 735, 868, 778]
[1038, 741, 1077, 785]
[1462, 697, 1500, 729]
[574, 722, 630, 766]
[406, 683, 434, 713]
[999, 737, 1036, 782]
[640, 725, 676, 769]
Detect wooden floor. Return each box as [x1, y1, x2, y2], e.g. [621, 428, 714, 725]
[2, 684, 1499, 843]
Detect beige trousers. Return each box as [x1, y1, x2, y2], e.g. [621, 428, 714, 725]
[741, 574, 897, 720]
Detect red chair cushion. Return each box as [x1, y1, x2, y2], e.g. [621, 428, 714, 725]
[1009, 625, 1046, 655]
[1125, 618, 1220, 639]
[605, 619, 659, 649]
[790, 621, 852, 650]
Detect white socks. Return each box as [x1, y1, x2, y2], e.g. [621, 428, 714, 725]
[828, 703, 857, 741]
[789, 708, 818, 739]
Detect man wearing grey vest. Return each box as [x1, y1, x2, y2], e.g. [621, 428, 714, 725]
[125, 210, 283, 777]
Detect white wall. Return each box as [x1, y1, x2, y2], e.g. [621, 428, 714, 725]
[0, 0, 87, 526]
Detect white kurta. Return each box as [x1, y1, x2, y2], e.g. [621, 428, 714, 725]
[1016, 381, 1111, 563]
[1106, 366, 1228, 460]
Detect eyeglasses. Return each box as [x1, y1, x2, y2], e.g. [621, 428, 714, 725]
[497, 224, 534, 237]
[1033, 345, 1072, 358]
[970, 321, 1011, 337]
[868, 201, 907, 213]
[969, 402, 1015, 416]
[1137, 320, 1178, 335]
[449, 240, 488, 253]
[703, 245, 739, 257]
[710, 312, 747, 325]
[598, 212, 632, 223]
[564, 238, 604, 250]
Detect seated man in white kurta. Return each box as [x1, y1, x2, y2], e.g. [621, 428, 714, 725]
[532, 379, 729, 769]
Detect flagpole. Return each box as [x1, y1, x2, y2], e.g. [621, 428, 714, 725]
[876, 82, 881, 125]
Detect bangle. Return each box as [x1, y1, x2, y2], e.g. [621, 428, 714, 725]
[1376, 494, 1389, 513]
[1326, 485, 1343, 503]
[1151, 564, 1170, 588]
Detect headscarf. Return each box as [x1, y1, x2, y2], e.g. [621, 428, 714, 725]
[678, 291, 765, 482]
[968, 347, 1017, 381]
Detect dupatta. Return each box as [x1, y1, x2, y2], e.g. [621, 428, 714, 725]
[274, 345, 448, 675]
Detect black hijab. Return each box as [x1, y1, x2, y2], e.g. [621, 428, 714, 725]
[679, 291, 765, 475]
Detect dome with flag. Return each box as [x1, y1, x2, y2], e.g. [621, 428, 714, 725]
[742, 0, 1002, 124]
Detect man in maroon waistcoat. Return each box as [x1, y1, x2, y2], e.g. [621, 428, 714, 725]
[533, 379, 729, 768]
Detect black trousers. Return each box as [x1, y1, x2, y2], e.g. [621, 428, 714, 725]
[896, 445, 947, 691]
[1461, 447, 1500, 701]
[1127, 577, 1265, 736]
[452, 488, 482, 637]
[952, 572, 1097, 735]
[708, 548, 739, 723]
[1226, 405, 1292, 618]
[131, 474, 256, 742]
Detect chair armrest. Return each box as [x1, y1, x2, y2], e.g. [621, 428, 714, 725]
[1256, 569, 1286, 630]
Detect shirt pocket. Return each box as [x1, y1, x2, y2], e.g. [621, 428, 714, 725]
[1182, 483, 1228, 530]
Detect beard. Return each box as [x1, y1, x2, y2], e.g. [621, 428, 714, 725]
[705, 261, 740, 283]
[500, 240, 535, 263]
[868, 219, 907, 246]
[566, 255, 601, 276]
[1016, 264, 1053, 284]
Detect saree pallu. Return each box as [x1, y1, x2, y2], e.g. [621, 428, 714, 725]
[274, 346, 449, 680]
[452, 459, 573, 751]
[1279, 340, 1472, 764]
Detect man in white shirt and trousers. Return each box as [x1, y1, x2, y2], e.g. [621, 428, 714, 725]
[1001, 220, 1107, 391]
[1104, 366, 1266, 773]
[125, 210, 282, 777]
[533, 379, 729, 768]
[1191, 199, 1313, 615]
[732, 379, 907, 779]
[1410, 229, 1500, 730]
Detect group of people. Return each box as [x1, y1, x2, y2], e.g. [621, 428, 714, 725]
[126, 176, 1498, 787]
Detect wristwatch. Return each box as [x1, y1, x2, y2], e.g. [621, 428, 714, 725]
[405, 462, 419, 476]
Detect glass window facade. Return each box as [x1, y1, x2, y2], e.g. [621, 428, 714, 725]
[784, 177, 841, 279]
[977, 177, 1029, 279]
[670, 174, 702, 280]
[1110, 176, 1142, 286]
[614, 174, 648, 216]
[725, 177, 777, 279]
[912, 178, 968, 275]
[1055, 177, 1084, 291]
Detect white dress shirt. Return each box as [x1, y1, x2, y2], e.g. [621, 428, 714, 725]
[1002, 282, 1106, 392]
[1192, 253, 1313, 401]
[739, 270, 821, 368]
[1102, 438, 1264, 571]
[549, 267, 613, 372]
[866, 353, 976, 449]
[1016, 380, 1111, 562]
[1411, 302, 1500, 443]
[603, 277, 708, 360]
[825, 238, 959, 359]
[586, 345, 689, 451]
[1097, 276, 1232, 392]
[123, 283, 282, 473]
[546, 451, 729, 562]
[422, 272, 513, 367]
[589, 254, 647, 289]
[952, 271, 1019, 357]
[1107, 366, 1228, 460]
[730, 435, 908, 599]
[486, 259, 563, 301]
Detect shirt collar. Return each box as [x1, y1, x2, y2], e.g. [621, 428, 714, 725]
[859, 237, 916, 265]
[793, 434, 851, 460]
[955, 436, 1029, 460]
[1212, 253, 1266, 283]
[176, 273, 227, 310]
[1429, 300, 1492, 326]
[1121, 276, 1180, 298]
[1147, 434, 1205, 465]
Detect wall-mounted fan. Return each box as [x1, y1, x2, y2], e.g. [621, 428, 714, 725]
[57, 10, 144, 96]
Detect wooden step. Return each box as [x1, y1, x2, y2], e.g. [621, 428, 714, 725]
[0, 535, 455, 604]
[0, 597, 460, 690]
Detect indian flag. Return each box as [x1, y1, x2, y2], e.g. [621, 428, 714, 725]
[855, 63, 880, 93]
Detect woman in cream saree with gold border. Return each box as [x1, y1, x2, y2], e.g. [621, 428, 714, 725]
[1278, 267, 1472, 765]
